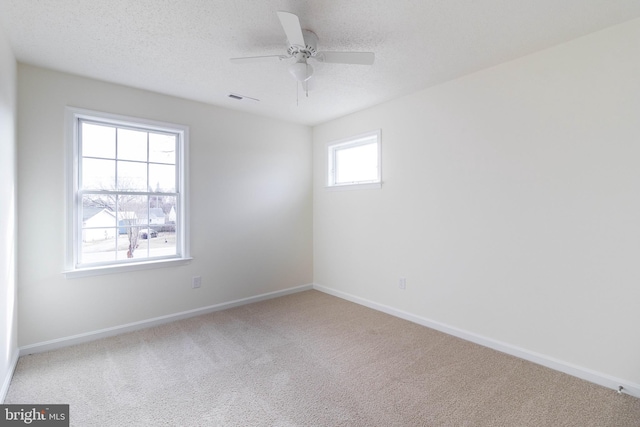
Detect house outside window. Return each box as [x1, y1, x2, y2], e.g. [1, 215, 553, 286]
[65, 108, 190, 277]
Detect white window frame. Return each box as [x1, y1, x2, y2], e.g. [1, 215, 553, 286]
[326, 129, 382, 190]
[64, 107, 191, 278]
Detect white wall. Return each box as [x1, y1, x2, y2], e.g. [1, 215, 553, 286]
[0, 22, 17, 401]
[17, 65, 312, 346]
[313, 18, 640, 389]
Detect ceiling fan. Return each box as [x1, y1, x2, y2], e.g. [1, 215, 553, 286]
[230, 11, 375, 85]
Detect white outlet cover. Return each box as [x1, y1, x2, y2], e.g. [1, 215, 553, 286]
[192, 277, 202, 288]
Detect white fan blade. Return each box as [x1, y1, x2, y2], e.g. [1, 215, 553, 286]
[316, 51, 375, 65]
[230, 55, 289, 64]
[277, 11, 306, 48]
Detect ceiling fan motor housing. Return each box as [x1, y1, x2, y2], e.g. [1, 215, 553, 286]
[287, 30, 318, 59]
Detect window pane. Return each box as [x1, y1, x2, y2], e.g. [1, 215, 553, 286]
[117, 161, 147, 191]
[82, 158, 115, 190]
[142, 227, 176, 258]
[82, 122, 115, 159]
[335, 142, 378, 184]
[80, 236, 116, 264]
[115, 230, 148, 261]
[151, 229, 177, 257]
[117, 128, 147, 162]
[82, 193, 116, 213]
[82, 197, 116, 229]
[162, 196, 178, 231]
[80, 222, 116, 263]
[149, 164, 176, 193]
[116, 195, 149, 260]
[151, 195, 177, 257]
[117, 194, 148, 225]
[149, 133, 176, 164]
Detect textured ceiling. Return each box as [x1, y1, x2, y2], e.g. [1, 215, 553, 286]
[2, 1, 640, 126]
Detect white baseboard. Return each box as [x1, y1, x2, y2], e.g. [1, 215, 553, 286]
[20, 283, 313, 356]
[1, 349, 19, 403]
[313, 284, 640, 399]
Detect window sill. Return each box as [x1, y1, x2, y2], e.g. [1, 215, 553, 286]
[64, 257, 193, 279]
[325, 182, 382, 191]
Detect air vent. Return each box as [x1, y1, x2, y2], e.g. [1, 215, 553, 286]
[228, 93, 260, 102]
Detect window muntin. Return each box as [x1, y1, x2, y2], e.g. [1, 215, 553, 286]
[67, 109, 189, 274]
[327, 130, 381, 188]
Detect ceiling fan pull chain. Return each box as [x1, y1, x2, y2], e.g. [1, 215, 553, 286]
[305, 63, 309, 98]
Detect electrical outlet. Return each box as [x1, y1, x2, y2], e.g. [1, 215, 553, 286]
[192, 276, 202, 289]
[399, 277, 406, 290]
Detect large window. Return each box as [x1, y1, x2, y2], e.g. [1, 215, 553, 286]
[65, 108, 190, 277]
[327, 130, 381, 189]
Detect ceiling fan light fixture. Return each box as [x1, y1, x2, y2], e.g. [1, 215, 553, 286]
[288, 61, 313, 82]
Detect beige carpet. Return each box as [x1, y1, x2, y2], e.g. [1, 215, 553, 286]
[5, 290, 640, 426]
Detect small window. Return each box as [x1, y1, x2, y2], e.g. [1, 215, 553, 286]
[65, 108, 190, 277]
[327, 130, 381, 189]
